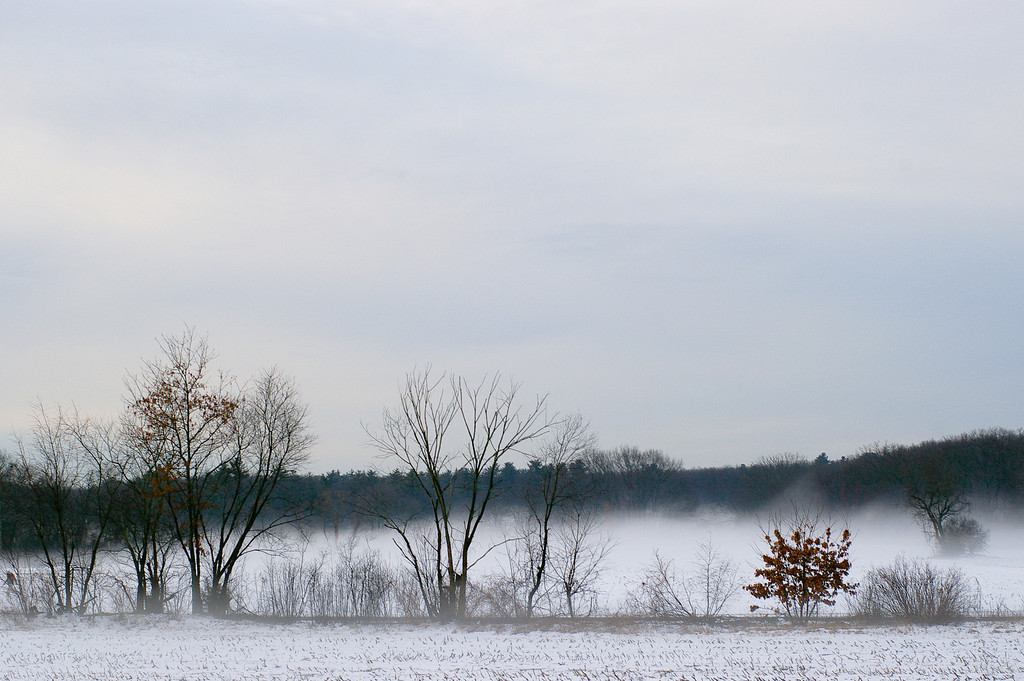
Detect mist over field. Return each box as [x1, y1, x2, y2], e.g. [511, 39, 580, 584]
[601, 509, 1024, 614]
[262, 507, 1024, 617]
[5, 508, 1024, 680]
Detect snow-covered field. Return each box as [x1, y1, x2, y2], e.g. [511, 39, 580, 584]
[2, 615, 1023, 680]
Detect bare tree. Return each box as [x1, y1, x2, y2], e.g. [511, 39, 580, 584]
[550, 506, 613, 618]
[908, 488, 968, 546]
[365, 369, 455, 619]
[519, 413, 595, 617]
[119, 405, 179, 613]
[126, 328, 239, 614]
[16, 405, 121, 614]
[203, 368, 315, 615]
[367, 368, 549, 620]
[636, 539, 739, 620]
[898, 455, 974, 554]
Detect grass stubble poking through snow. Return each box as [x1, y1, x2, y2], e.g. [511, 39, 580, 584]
[3, 513, 1024, 680]
[1, 616, 1023, 680]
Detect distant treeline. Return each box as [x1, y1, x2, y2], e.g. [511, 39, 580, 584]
[285, 427, 1024, 529]
[4, 428, 1019, 548]
[5, 429, 1020, 551]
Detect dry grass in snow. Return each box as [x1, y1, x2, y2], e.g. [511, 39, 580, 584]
[1, 616, 1023, 680]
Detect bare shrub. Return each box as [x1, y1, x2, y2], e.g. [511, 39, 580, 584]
[393, 569, 430, 618]
[92, 570, 136, 614]
[938, 517, 989, 556]
[335, 548, 394, 618]
[298, 538, 397, 619]
[469, 573, 520, 618]
[635, 540, 739, 620]
[854, 556, 979, 623]
[252, 557, 323, 619]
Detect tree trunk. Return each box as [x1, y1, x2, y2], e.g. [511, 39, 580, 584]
[191, 574, 203, 615]
[147, 579, 164, 614]
[208, 581, 229, 616]
[135, 571, 147, 614]
[455, 573, 467, 620]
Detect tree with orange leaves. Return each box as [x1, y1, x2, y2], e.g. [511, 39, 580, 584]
[126, 328, 239, 615]
[744, 511, 857, 620]
[126, 328, 313, 616]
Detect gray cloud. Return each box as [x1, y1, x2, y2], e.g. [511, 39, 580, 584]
[2, 1, 1023, 468]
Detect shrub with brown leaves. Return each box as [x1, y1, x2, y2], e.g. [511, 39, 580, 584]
[745, 517, 857, 620]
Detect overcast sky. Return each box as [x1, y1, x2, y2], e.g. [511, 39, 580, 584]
[2, 1, 1023, 472]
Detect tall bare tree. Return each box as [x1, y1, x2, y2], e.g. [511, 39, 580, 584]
[128, 331, 314, 615]
[16, 405, 121, 614]
[203, 368, 315, 615]
[519, 412, 595, 617]
[550, 505, 613, 618]
[368, 368, 549, 620]
[119, 409, 179, 613]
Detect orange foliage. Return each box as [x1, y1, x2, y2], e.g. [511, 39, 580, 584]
[744, 521, 857, 620]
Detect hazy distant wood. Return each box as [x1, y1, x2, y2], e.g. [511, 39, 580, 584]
[296, 428, 1024, 531]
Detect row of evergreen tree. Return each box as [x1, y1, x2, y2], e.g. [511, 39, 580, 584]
[5, 427, 1017, 551]
[292, 427, 1024, 529]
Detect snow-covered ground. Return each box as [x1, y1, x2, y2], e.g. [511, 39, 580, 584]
[4, 510, 1024, 680]
[2, 615, 1022, 680]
